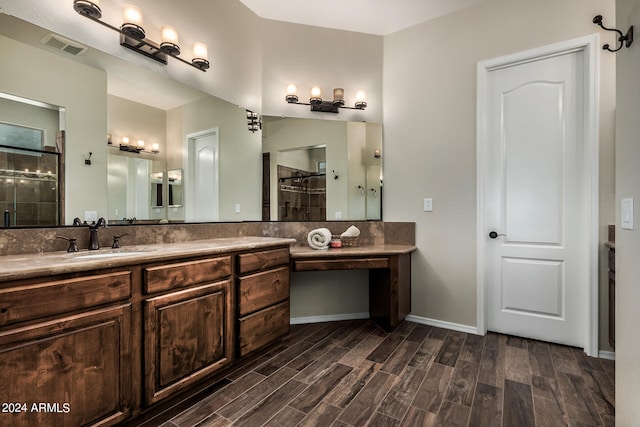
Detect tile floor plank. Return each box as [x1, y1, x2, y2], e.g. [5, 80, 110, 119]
[468, 382, 503, 427]
[159, 320, 614, 427]
[338, 371, 395, 426]
[503, 379, 536, 427]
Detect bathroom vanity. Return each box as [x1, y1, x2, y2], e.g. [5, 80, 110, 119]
[0, 221, 416, 426]
[0, 237, 293, 426]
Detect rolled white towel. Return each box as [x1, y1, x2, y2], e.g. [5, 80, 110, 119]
[340, 225, 361, 238]
[307, 227, 332, 250]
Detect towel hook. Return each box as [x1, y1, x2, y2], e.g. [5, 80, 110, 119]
[593, 15, 634, 52]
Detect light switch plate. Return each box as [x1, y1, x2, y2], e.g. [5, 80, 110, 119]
[621, 198, 634, 230]
[235, 203, 241, 214]
[423, 198, 433, 212]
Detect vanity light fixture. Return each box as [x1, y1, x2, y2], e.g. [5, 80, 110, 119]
[247, 110, 261, 133]
[285, 85, 367, 113]
[73, 0, 210, 71]
[114, 136, 160, 154]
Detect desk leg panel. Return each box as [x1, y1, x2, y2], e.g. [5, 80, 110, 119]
[369, 254, 411, 332]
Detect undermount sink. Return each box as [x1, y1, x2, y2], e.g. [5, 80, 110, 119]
[70, 250, 153, 260]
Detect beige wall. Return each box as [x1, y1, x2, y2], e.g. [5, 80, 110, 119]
[615, 0, 640, 422]
[0, 34, 108, 223]
[260, 19, 384, 123]
[383, 0, 616, 348]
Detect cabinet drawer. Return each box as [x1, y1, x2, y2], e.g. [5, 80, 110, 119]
[238, 300, 289, 357]
[0, 271, 131, 327]
[144, 256, 231, 294]
[238, 248, 290, 274]
[238, 266, 289, 316]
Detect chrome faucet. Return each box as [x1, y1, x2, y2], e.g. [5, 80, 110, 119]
[88, 217, 107, 250]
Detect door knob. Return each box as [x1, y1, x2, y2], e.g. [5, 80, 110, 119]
[489, 231, 505, 239]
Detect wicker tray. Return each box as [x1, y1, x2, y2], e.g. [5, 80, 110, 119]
[340, 236, 359, 247]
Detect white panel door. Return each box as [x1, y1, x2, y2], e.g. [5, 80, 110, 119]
[484, 49, 587, 347]
[186, 130, 219, 222]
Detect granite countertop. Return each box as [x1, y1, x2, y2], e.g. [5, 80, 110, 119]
[290, 243, 417, 258]
[0, 236, 296, 282]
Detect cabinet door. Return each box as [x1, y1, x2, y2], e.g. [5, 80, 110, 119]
[144, 280, 233, 405]
[0, 304, 132, 427]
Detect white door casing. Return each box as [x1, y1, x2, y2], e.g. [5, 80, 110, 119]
[185, 128, 219, 222]
[477, 35, 599, 356]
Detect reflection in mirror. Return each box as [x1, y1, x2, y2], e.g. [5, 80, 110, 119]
[107, 153, 163, 222]
[1, 14, 382, 226]
[262, 117, 382, 221]
[0, 95, 64, 226]
[168, 169, 183, 207]
[276, 147, 326, 221]
[150, 171, 164, 208]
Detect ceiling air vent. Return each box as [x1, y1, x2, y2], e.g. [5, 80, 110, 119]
[40, 33, 88, 56]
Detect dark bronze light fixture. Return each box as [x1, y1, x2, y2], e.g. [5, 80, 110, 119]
[247, 111, 261, 133]
[73, 0, 210, 71]
[593, 15, 634, 52]
[285, 84, 367, 113]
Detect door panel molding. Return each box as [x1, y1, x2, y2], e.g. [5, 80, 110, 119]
[477, 34, 600, 356]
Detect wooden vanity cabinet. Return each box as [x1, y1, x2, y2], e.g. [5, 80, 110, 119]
[142, 256, 234, 406]
[237, 248, 290, 357]
[0, 271, 133, 427]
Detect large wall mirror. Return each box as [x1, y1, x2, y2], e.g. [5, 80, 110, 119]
[0, 14, 382, 227]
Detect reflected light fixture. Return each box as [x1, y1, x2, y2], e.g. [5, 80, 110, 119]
[285, 85, 367, 113]
[113, 136, 160, 154]
[247, 110, 261, 133]
[73, 0, 210, 71]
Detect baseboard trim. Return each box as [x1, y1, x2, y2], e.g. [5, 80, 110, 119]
[405, 314, 479, 335]
[290, 312, 370, 325]
[598, 350, 615, 360]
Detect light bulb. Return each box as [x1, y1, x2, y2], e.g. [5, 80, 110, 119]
[122, 4, 145, 39]
[123, 5, 143, 26]
[192, 42, 208, 60]
[192, 42, 210, 70]
[286, 84, 299, 103]
[311, 87, 322, 98]
[160, 26, 180, 55]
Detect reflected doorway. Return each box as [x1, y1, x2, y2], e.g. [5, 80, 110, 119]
[185, 128, 219, 222]
[276, 147, 326, 221]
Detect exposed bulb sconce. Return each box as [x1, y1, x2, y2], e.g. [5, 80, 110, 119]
[285, 84, 367, 113]
[73, 0, 210, 71]
[593, 15, 634, 52]
[113, 136, 160, 154]
[247, 110, 261, 133]
[373, 148, 382, 159]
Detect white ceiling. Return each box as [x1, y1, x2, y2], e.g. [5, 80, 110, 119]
[236, 0, 487, 35]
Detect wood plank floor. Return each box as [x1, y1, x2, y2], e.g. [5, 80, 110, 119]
[157, 320, 615, 427]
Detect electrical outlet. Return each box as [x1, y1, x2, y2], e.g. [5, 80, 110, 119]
[235, 203, 241, 214]
[335, 211, 343, 220]
[423, 198, 433, 212]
